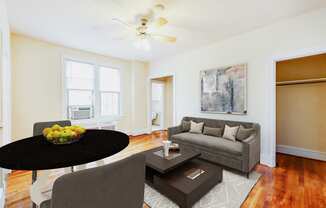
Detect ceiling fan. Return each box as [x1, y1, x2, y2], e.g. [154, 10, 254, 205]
[112, 3, 177, 51]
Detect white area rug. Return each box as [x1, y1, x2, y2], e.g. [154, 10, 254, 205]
[144, 170, 261, 208]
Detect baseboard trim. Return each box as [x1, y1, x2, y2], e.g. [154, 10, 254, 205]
[260, 154, 275, 167]
[277, 145, 326, 161]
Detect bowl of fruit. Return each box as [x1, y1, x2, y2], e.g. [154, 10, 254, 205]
[42, 124, 86, 145]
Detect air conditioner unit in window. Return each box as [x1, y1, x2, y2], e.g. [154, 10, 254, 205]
[69, 106, 93, 120]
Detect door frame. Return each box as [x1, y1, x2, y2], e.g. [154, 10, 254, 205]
[147, 73, 176, 133]
[268, 46, 326, 167]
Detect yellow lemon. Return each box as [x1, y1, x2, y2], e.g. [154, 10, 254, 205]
[80, 128, 86, 134]
[52, 131, 61, 138]
[51, 124, 61, 131]
[75, 127, 83, 134]
[71, 131, 77, 137]
[42, 128, 52, 136]
[70, 126, 77, 131]
[46, 132, 54, 141]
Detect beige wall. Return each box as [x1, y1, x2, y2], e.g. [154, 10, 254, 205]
[12, 34, 148, 140]
[131, 61, 149, 134]
[277, 83, 326, 152]
[277, 54, 326, 153]
[1, 0, 12, 198]
[0, 32, 2, 123]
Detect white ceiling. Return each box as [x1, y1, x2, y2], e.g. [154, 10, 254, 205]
[6, 0, 326, 61]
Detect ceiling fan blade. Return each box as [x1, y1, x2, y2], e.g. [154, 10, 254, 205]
[154, 17, 168, 27]
[151, 34, 177, 43]
[111, 18, 135, 31]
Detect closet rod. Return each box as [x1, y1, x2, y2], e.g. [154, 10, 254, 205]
[276, 77, 326, 86]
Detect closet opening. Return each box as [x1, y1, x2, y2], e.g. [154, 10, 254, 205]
[276, 53, 326, 161]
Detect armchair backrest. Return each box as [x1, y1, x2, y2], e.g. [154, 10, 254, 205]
[50, 154, 146, 208]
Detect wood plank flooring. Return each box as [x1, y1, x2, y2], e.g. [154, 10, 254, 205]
[4, 131, 326, 208]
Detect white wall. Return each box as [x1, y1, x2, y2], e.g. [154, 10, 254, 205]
[12, 34, 149, 140]
[0, 0, 11, 206]
[150, 8, 326, 167]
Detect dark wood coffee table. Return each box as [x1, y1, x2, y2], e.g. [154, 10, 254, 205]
[143, 147, 223, 208]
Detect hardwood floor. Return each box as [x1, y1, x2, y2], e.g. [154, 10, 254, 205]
[242, 154, 326, 208]
[5, 131, 326, 208]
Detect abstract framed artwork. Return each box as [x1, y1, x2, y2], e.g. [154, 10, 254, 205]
[200, 64, 247, 114]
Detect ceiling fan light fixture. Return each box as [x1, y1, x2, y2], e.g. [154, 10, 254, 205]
[134, 37, 151, 51]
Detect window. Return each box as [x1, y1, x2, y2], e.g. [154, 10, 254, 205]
[99, 66, 120, 117]
[65, 60, 121, 120]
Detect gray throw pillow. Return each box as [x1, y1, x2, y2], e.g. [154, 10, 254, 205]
[181, 120, 191, 132]
[189, 121, 204, 134]
[203, 127, 223, 137]
[236, 125, 255, 141]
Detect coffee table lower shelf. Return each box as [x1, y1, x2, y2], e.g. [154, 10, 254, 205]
[146, 159, 223, 208]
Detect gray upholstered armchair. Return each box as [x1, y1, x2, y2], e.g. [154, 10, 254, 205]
[40, 154, 146, 208]
[32, 120, 72, 208]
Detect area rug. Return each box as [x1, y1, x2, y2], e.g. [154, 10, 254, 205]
[144, 170, 261, 208]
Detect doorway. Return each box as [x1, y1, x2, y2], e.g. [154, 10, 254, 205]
[151, 81, 164, 131]
[276, 53, 326, 161]
[149, 75, 175, 132]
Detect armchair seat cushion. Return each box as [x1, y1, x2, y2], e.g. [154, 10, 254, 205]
[171, 133, 243, 156]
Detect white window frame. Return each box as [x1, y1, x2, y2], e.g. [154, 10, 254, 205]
[63, 58, 122, 123]
[98, 65, 121, 118]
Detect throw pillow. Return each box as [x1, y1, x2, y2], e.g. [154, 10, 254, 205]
[189, 121, 204, 134]
[203, 127, 223, 137]
[181, 120, 191, 132]
[223, 125, 240, 141]
[237, 125, 255, 141]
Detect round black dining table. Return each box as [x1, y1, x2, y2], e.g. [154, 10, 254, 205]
[0, 129, 129, 170]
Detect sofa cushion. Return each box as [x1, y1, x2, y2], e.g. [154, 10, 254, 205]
[171, 133, 243, 156]
[189, 121, 204, 134]
[203, 126, 223, 137]
[181, 120, 191, 132]
[223, 125, 240, 141]
[237, 125, 255, 141]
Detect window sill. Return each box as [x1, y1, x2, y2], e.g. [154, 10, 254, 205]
[71, 116, 122, 128]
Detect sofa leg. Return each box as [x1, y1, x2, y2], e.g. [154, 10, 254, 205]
[246, 172, 250, 179]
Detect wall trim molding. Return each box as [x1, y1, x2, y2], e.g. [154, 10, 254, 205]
[277, 145, 326, 161]
[260, 153, 275, 167]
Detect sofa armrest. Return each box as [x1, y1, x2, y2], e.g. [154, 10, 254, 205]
[242, 133, 260, 173]
[168, 125, 183, 140]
